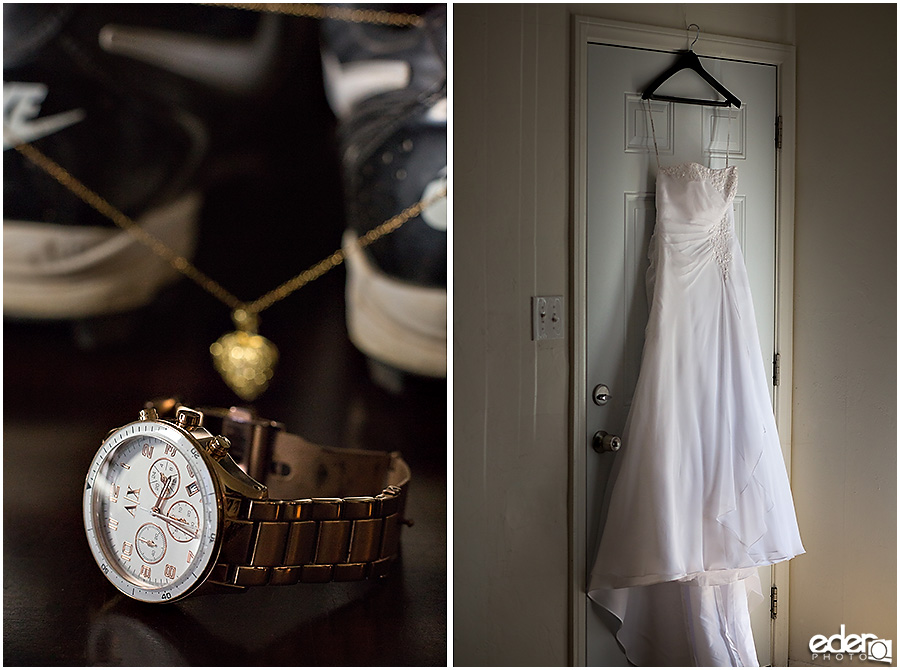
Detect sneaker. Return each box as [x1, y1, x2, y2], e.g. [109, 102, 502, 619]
[3, 3, 285, 321]
[321, 4, 447, 385]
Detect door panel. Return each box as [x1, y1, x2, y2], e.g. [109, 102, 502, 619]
[584, 43, 777, 666]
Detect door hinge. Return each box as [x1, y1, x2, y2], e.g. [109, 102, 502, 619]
[770, 585, 778, 620]
[773, 352, 781, 387]
[775, 115, 783, 150]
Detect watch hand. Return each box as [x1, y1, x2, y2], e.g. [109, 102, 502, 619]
[136, 503, 197, 538]
[151, 511, 199, 539]
[151, 473, 166, 512]
[137, 536, 158, 547]
[151, 473, 174, 513]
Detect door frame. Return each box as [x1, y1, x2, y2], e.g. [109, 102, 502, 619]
[570, 16, 797, 666]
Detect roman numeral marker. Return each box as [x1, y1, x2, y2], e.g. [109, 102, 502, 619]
[125, 505, 137, 518]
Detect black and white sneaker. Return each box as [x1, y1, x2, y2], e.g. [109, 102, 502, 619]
[3, 3, 285, 322]
[321, 4, 447, 388]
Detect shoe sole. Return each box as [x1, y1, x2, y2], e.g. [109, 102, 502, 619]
[342, 229, 446, 378]
[4, 191, 201, 319]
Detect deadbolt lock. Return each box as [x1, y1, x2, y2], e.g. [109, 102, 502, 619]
[592, 384, 611, 405]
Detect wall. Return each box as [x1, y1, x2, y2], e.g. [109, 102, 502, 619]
[453, 5, 571, 665]
[453, 3, 895, 666]
[791, 4, 898, 664]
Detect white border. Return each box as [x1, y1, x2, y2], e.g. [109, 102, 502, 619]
[445, 2, 454, 665]
[570, 16, 796, 667]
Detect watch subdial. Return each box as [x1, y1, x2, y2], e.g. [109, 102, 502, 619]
[164, 500, 200, 543]
[135, 523, 167, 564]
[148, 458, 180, 499]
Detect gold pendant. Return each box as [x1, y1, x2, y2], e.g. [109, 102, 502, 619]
[209, 309, 278, 401]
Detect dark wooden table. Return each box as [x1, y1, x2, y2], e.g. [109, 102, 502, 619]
[3, 272, 447, 665]
[3, 94, 447, 663]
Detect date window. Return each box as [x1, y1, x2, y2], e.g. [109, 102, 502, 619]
[186, 482, 199, 497]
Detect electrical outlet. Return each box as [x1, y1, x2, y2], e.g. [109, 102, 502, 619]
[532, 295, 563, 340]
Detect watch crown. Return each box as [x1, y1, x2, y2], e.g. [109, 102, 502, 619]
[139, 408, 159, 421]
[206, 435, 231, 460]
[175, 407, 203, 429]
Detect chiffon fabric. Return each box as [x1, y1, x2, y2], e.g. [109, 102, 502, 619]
[588, 162, 804, 666]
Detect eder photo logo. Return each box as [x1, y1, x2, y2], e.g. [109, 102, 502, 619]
[809, 625, 892, 663]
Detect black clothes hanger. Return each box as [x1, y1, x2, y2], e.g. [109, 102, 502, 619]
[641, 25, 742, 108]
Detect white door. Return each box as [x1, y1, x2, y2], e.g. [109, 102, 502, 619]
[584, 43, 778, 665]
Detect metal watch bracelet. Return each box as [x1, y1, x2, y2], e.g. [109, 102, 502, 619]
[151, 401, 411, 587]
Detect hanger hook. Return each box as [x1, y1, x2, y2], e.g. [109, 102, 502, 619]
[688, 23, 700, 50]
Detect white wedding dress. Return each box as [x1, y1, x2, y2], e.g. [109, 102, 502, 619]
[588, 161, 805, 666]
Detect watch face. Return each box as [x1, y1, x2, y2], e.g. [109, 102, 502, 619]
[83, 419, 223, 603]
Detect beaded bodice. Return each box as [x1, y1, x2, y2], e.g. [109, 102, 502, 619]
[655, 163, 738, 281]
[658, 162, 738, 202]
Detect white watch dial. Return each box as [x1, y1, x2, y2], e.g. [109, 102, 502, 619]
[83, 419, 222, 603]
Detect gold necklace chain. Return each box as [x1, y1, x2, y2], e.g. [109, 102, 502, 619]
[10, 139, 446, 400]
[7, 3, 445, 400]
[201, 3, 425, 27]
[12, 2, 441, 320]
[13, 140, 445, 321]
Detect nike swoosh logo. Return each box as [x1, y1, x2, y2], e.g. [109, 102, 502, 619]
[3, 82, 85, 149]
[98, 14, 280, 93]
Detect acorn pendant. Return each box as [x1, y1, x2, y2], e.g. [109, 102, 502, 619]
[210, 309, 278, 401]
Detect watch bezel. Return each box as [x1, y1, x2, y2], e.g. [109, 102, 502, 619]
[83, 418, 225, 603]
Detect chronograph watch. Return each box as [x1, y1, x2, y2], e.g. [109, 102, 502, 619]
[83, 403, 411, 603]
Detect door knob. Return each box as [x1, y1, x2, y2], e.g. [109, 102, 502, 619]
[592, 430, 622, 453]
